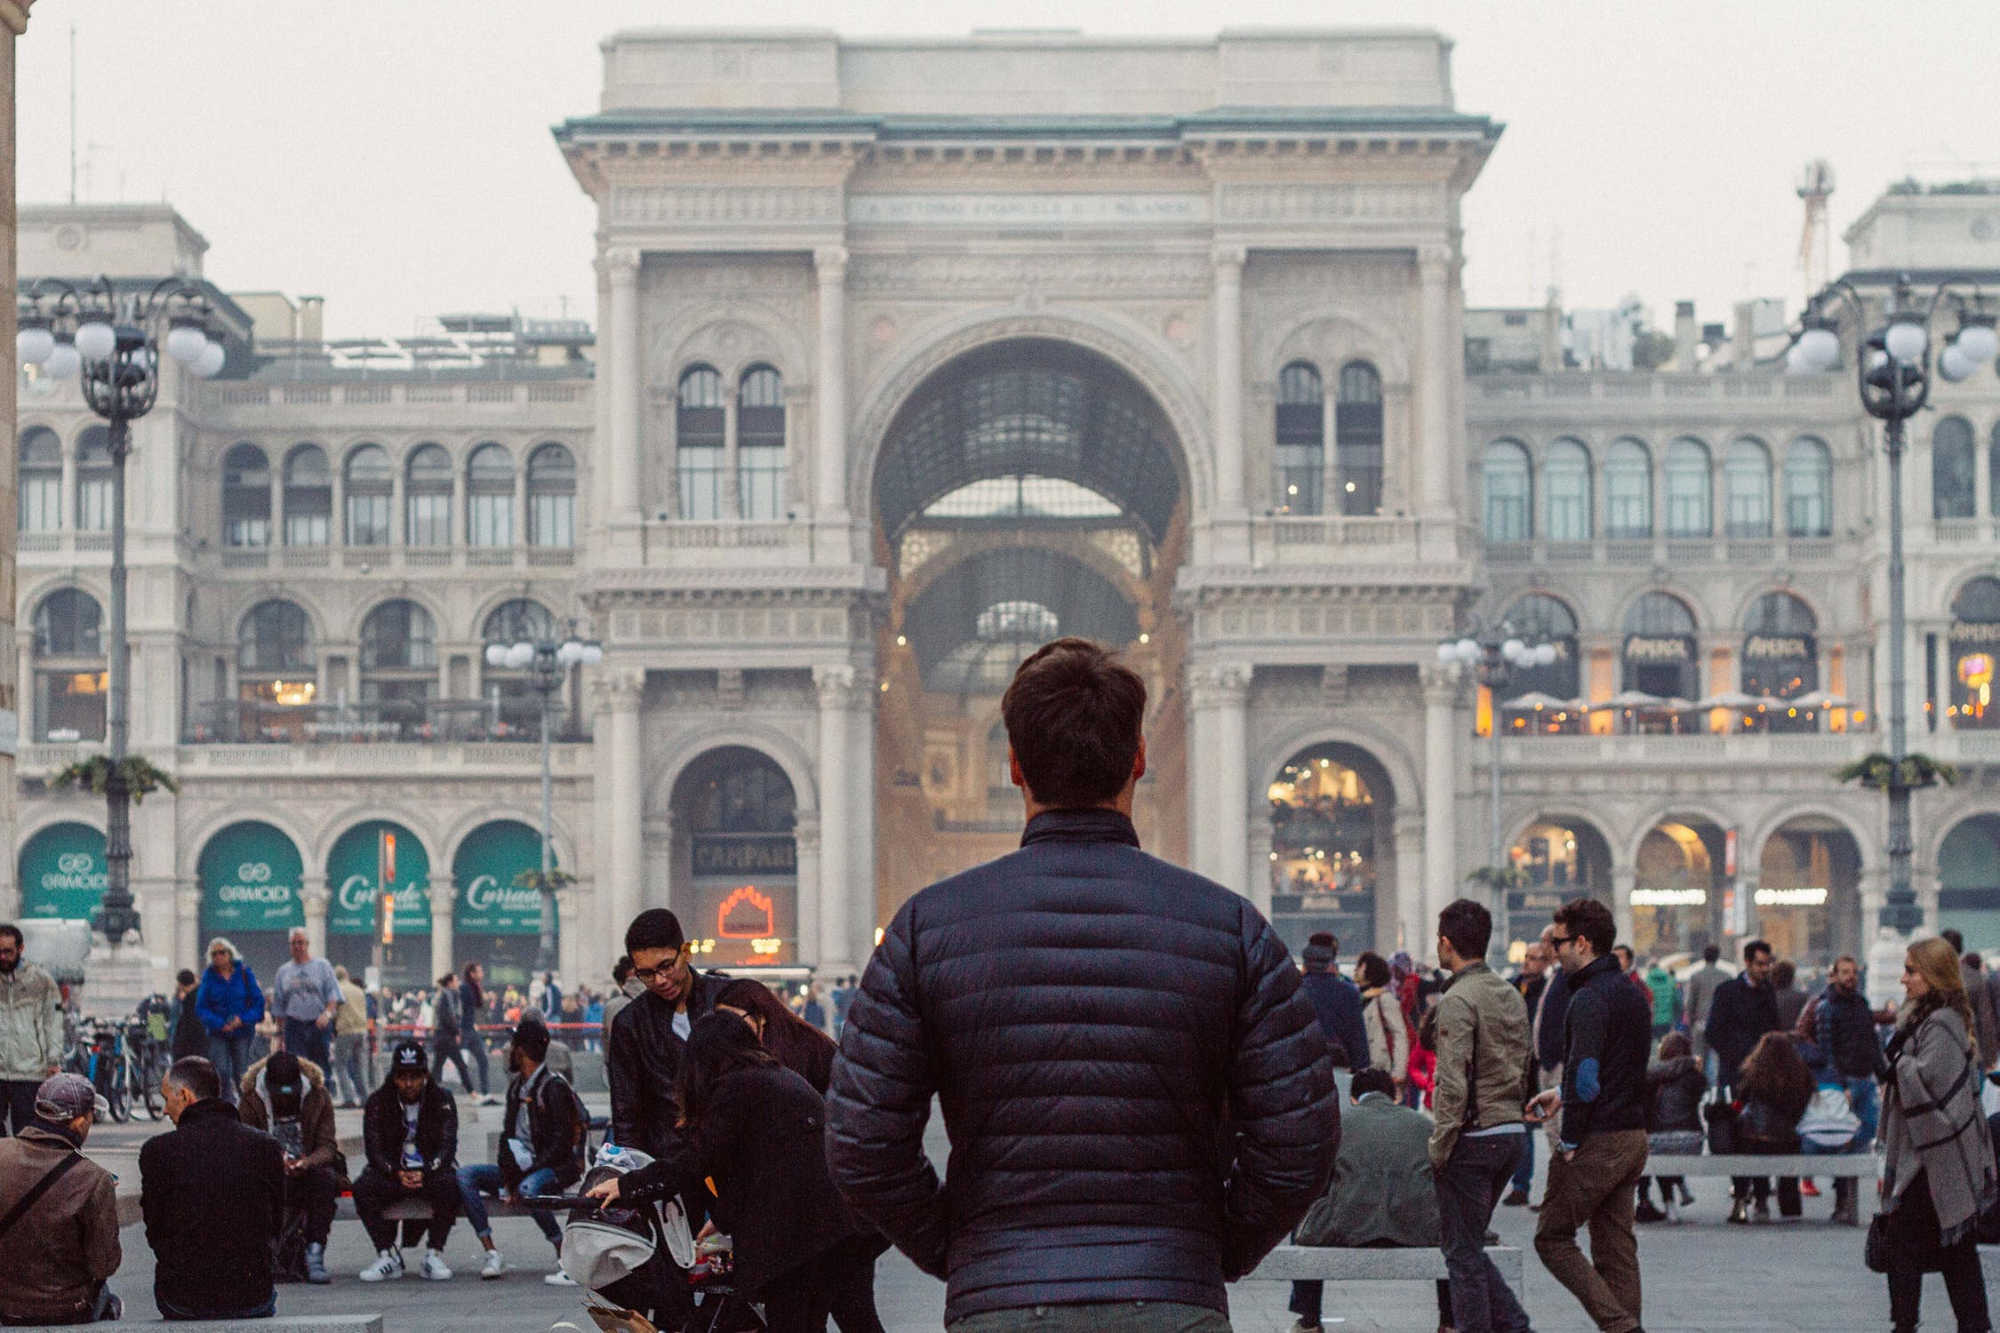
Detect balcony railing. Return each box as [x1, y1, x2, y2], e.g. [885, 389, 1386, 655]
[1472, 372, 1842, 404]
[1246, 514, 1466, 565]
[209, 543, 576, 573]
[204, 381, 588, 410]
[1485, 535, 1839, 565]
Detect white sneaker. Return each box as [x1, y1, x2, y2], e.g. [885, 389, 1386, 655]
[480, 1249, 507, 1280]
[420, 1249, 454, 1281]
[1663, 1196, 1681, 1224]
[543, 1269, 577, 1287]
[359, 1249, 403, 1282]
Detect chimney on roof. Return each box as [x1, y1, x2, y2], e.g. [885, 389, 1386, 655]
[1541, 287, 1563, 372]
[298, 296, 324, 347]
[1673, 301, 1699, 371]
[1732, 301, 1758, 372]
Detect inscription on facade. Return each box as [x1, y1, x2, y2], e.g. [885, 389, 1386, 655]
[612, 186, 843, 225]
[848, 193, 1209, 227]
[1218, 183, 1444, 223]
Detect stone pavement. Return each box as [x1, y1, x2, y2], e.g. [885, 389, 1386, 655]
[71, 1100, 1932, 1331]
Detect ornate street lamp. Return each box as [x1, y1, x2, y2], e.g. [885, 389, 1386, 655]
[484, 629, 604, 973]
[1437, 619, 1559, 955]
[1787, 274, 1994, 988]
[17, 277, 226, 945]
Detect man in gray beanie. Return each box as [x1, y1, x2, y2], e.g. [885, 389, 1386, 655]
[0, 1073, 122, 1323]
[1299, 932, 1370, 1073]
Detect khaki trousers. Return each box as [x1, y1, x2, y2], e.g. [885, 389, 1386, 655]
[1533, 1127, 1648, 1333]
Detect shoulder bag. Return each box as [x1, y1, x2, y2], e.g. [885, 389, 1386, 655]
[0, 1150, 85, 1245]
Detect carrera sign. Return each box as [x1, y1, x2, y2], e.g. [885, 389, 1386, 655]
[452, 820, 552, 936]
[326, 820, 429, 936]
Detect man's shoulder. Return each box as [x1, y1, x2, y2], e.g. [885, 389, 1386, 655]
[907, 841, 1247, 924]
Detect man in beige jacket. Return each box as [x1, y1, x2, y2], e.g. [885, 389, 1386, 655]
[0, 924, 64, 1136]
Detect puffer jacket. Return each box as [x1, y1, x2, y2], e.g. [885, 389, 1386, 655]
[1426, 962, 1534, 1168]
[1645, 1055, 1706, 1134]
[0, 960, 64, 1081]
[825, 808, 1337, 1325]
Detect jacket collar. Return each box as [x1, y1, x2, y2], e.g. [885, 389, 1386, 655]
[1020, 808, 1140, 849]
[177, 1097, 240, 1128]
[1441, 962, 1491, 992]
[1574, 954, 1619, 985]
[1353, 1091, 1394, 1107]
[18, 1121, 81, 1150]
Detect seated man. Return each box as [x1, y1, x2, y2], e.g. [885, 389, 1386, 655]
[238, 1049, 345, 1283]
[457, 1016, 585, 1283]
[354, 1039, 462, 1282]
[0, 1074, 121, 1324]
[1289, 1068, 1453, 1333]
[141, 1056, 285, 1321]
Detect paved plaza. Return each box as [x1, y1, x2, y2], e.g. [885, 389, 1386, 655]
[69, 1099, 1934, 1332]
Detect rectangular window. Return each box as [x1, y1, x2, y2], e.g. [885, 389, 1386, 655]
[406, 493, 450, 547]
[284, 511, 330, 547]
[1274, 445, 1323, 514]
[36, 670, 106, 742]
[1546, 488, 1589, 542]
[18, 476, 60, 532]
[737, 447, 785, 521]
[468, 494, 512, 547]
[529, 494, 574, 548]
[1337, 445, 1383, 517]
[75, 478, 113, 532]
[678, 447, 723, 520]
[346, 493, 391, 547]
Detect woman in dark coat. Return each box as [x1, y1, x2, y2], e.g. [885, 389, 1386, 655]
[712, 977, 837, 1093]
[1733, 1030, 1815, 1222]
[587, 1014, 884, 1333]
[1636, 1030, 1706, 1221]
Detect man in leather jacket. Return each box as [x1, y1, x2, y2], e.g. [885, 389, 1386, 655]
[605, 908, 724, 1162]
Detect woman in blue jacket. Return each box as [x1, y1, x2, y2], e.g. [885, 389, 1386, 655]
[195, 936, 265, 1102]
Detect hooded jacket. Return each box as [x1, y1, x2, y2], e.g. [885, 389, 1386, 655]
[0, 1124, 120, 1323]
[237, 1053, 344, 1180]
[362, 1077, 458, 1179]
[0, 958, 63, 1081]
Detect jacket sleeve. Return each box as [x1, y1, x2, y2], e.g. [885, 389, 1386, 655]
[1336, 994, 1371, 1075]
[138, 1138, 167, 1258]
[243, 966, 266, 1025]
[1219, 906, 1339, 1281]
[84, 1168, 121, 1283]
[302, 1091, 339, 1171]
[823, 905, 949, 1278]
[194, 975, 225, 1033]
[1557, 985, 1607, 1150]
[363, 1097, 398, 1177]
[531, 1081, 578, 1178]
[1427, 992, 1474, 1168]
[429, 1090, 459, 1173]
[239, 1090, 268, 1132]
[606, 1007, 642, 1150]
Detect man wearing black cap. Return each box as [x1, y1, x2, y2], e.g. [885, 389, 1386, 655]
[354, 1039, 461, 1282]
[239, 1049, 345, 1285]
[457, 1015, 584, 1284]
[0, 1073, 121, 1323]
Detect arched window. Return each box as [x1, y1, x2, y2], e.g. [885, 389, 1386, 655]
[1723, 439, 1772, 538]
[1482, 440, 1531, 541]
[282, 444, 331, 546]
[1544, 439, 1592, 541]
[526, 443, 576, 548]
[676, 366, 724, 520]
[481, 597, 555, 645]
[405, 444, 452, 547]
[1933, 416, 1976, 520]
[1274, 361, 1324, 515]
[343, 444, 392, 547]
[1604, 438, 1652, 538]
[359, 600, 436, 737]
[234, 600, 316, 741]
[237, 600, 315, 673]
[737, 368, 786, 521]
[1783, 438, 1833, 537]
[466, 442, 514, 547]
[1949, 577, 2000, 730]
[1335, 360, 1384, 516]
[75, 427, 113, 532]
[222, 443, 271, 548]
[1664, 438, 1712, 537]
[18, 427, 61, 533]
[31, 589, 104, 742]
[1742, 593, 1818, 727]
[481, 598, 559, 735]
[1621, 592, 1699, 700]
[1501, 593, 1581, 700]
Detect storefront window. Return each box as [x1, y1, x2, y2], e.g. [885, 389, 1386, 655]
[1267, 746, 1390, 957]
[1621, 592, 1699, 702]
[1631, 820, 1720, 960]
[1949, 577, 2000, 729]
[199, 821, 306, 983]
[17, 822, 107, 921]
[1756, 818, 1860, 966]
[1940, 815, 2000, 953]
[1741, 593, 1818, 733]
[675, 747, 799, 969]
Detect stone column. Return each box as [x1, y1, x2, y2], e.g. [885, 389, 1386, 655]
[1187, 664, 1251, 895]
[176, 885, 201, 976]
[600, 247, 643, 525]
[1247, 819, 1275, 921]
[846, 684, 877, 968]
[558, 877, 587, 988]
[428, 877, 456, 985]
[793, 814, 822, 972]
[1420, 665, 1461, 931]
[815, 665, 857, 973]
[1394, 812, 1426, 954]
[1417, 245, 1455, 516]
[600, 668, 645, 940]
[299, 875, 330, 957]
[814, 248, 850, 524]
[1211, 246, 1246, 516]
[1611, 864, 1637, 953]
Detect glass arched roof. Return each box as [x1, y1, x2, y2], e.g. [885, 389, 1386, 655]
[906, 547, 1140, 695]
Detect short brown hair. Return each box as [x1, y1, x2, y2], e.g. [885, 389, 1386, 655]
[1000, 638, 1146, 808]
[1552, 896, 1615, 955]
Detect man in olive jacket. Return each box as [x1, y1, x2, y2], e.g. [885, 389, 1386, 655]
[827, 640, 1337, 1332]
[1427, 899, 1535, 1333]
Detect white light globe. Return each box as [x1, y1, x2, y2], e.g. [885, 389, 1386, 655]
[42, 341, 80, 379]
[1435, 642, 1457, 665]
[484, 643, 509, 667]
[1884, 318, 1928, 364]
[1784, 342, 1811, 374]
[190, 341, 227, 378]
[579, 644, 604, 666]
[1938, 344, 1976, 383]
[1455, 637, 1480, 664]
[1534, 643, 1559, 666]
[1957, 322, 1999, 365]
[507, 643, 536, 670]
[1798, 325, 1842, 371]
[556, 641, 584, 668]
[16, 325, 53, 364]
[164, 323, 209, 364]
[73, 320, 116, 361]
[1501, 637, 1526, 663]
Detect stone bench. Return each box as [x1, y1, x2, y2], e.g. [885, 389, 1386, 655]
[4, 1312, 382, 1320]
[1643, 1152, 1876, 1178]
[332, 1195, 566, 1222]
[1245, 1244, 1524, 1302]
[1983, 1247, 2000, 1284]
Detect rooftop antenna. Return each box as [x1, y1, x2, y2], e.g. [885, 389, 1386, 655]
[1796, 158, 1835, 303]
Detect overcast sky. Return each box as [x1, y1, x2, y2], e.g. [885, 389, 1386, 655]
[15, 1, 1999, 341]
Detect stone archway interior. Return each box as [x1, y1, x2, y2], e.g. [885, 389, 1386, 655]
[1633, 819, 1723, 961]
[1938, 814, 2000, 951]
[1755, 815, 1860, 965]
[667, 747, 800, 970]
[1266, 744, 1396, 958]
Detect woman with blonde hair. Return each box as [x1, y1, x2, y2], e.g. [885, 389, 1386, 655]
[192, 936, 265, 1103]
[1877, 935, 1997, 1333]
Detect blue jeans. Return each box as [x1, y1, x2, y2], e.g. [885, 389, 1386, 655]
[1438, 1132, 1534, 1333]
[1509, 1127, 1535, 1195]
[458, 1162, 561, 1244]
[282, 1017, 330, 1070]
[207, 1029, 256, 1103]
[1843, 1076, 1878, 1149]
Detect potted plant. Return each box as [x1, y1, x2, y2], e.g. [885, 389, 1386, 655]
[50, 754, 180, 803]
[1833, 752, 1958, 790]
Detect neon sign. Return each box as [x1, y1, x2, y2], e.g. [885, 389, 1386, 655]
[717, 886, 775, 939]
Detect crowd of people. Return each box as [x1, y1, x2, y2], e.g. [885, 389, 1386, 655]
[1, 638, 1999, 1332]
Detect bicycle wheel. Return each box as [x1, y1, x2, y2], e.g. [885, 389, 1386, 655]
[136, 1051, 165, 1120]
[105, 1052, 131, 1123]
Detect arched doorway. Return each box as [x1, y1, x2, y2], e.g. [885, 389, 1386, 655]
[1755, 816, 1861, 965]
[1503, 817, 1611, 958]
[325, 820, 431, 987]
[1632, 817, 1726, 960]
[668, 747, 799, 970]
[17, 822, 107, 921]
[197, 821, 305, 983]
[1939, 814, 2000, 951]
[872, 338, 1189, 921]
[1265, 744, 1395, 958]
[452, 820, 556, 987]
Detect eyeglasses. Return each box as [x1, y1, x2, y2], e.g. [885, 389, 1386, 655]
[1549, 934, 1575, 946]
[632, 949, 688, 983]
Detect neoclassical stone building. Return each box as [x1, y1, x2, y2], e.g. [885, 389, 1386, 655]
[12, 29, 2000, 1002]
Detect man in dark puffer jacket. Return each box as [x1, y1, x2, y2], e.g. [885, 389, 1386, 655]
[826, 639, 1338, 1330]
